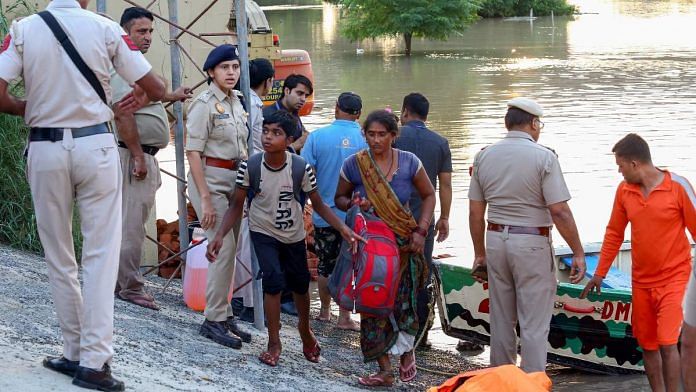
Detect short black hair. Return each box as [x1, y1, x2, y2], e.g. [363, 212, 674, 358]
[363, 110, 400, 137]
[612, 133, 652, 163]
[504, 107, 536, 130]
[263, 110, 299, 140]
[402, 92, 429, 119]
[280, 74, 313, 98]
[120, 7, 153, 30]
[249, 58, 275, 89]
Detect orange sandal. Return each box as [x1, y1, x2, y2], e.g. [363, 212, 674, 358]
[399, 351, 417, 382]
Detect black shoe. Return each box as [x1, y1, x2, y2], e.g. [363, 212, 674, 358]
[226, 317, 252, 343]
[72, 364, 125, 391]
[231, 298, 245, 317]
[239, 306, 255, 323]
[43, 356, 79, 377]
[199, 320, 242, 349]
[280, 301, 298, 316]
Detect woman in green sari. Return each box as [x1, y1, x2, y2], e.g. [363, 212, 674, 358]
[335, 110, 436, 386]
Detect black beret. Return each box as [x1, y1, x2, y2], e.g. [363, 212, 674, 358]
[203, 44, 240, 72]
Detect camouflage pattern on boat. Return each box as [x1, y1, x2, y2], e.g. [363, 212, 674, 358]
[435, 261, 643, 374]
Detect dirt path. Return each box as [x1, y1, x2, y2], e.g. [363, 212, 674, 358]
[0, 245, 468, 391]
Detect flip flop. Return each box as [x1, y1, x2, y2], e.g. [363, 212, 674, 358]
[118, 292, 160, 310]
[399, 351, 417, 382]
[357, 372, 394, 387]
[302, 339, 321, 363]
[258, 351, 280, 367]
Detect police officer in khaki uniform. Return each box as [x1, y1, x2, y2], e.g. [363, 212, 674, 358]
[468, 98, 586, 373]
[0, 0, 164, 390]
[112, 7, 192, 311]
[186, 44, 252, 349]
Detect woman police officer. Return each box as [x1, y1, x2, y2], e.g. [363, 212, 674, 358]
[186, 44, 251, 348]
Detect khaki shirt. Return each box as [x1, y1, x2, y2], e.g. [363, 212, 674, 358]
[0, 0, 152, 127]
[468, 130, 570, 227]
[185, 82, 248, 160]
[111, 72, 169, 148]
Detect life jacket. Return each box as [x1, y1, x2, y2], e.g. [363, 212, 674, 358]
[329, 205, 400, 317]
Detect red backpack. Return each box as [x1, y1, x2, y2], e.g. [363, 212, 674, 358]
[329, 206, 401, 317]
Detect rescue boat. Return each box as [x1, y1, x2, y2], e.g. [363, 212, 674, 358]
[434, 242, 646, 374]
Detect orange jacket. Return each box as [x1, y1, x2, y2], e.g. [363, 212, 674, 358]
[597, 170, 695, 288]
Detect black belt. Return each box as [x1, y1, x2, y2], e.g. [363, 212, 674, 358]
[117, 141, 160, 156]
[29, 123, 110, 142]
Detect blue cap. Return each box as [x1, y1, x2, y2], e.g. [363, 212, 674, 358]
[203, 44, 240, 72]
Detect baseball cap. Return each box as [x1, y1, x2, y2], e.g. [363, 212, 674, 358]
[337, 92, 362, 115]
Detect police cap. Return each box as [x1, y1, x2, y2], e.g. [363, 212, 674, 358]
[507, 97, 544, 117]
[203, 44, 240, 72]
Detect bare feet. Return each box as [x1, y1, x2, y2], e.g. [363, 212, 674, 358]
[314, 307, 331, 322]
[260, 342, 282, 367]
[336, 319, 360, 332]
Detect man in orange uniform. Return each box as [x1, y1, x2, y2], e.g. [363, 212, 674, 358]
[582, 134, 695, 392]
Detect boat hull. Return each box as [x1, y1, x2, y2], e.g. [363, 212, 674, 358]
[435, 261, 644, 374]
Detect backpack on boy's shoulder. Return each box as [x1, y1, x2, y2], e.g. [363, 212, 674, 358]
[328, 205, 401, 317]
[245, 152, 307, 206]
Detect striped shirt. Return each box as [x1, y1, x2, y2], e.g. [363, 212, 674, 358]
[597, 170, 696, 288]
[236, 151, 317, 243]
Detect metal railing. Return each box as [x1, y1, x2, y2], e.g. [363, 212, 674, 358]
[96, 0, 265, 330]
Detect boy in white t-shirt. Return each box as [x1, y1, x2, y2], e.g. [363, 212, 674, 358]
[207, 111, 363, 367]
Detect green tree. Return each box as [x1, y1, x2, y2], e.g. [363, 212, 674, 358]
[330, 0, 480, 56]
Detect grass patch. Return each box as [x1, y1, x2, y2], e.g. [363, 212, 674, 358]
[0, 1, 83, 256]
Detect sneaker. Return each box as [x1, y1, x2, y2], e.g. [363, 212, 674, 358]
[226, 317, 252, 343]
[199, 320, 242, 349]
[72, 363, 125, 391]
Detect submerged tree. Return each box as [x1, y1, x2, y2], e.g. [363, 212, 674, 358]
[330, 0, 480, 56]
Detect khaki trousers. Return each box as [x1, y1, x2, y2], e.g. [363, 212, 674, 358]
[27, 132, 121, 370]
[188, 166, 239, 322]
[485, 229, 557, 373]
[116, 148, 161, 297]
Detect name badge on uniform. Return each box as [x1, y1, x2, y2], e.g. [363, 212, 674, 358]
[214, 113, 230, 120]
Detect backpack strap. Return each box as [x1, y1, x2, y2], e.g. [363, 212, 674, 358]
[245, 153, 263, 206]
[290, 153, 307, 207]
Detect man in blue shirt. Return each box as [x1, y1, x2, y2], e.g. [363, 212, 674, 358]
[395, 92, 453, 348]
[301, 92, 367, 330]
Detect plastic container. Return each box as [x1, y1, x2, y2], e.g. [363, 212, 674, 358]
[182, 237, 235, 312]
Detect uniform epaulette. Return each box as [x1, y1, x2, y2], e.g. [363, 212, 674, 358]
[196, 90, 214, 103]
[541, 145, 558, 157]
[232, 89, 244, 98]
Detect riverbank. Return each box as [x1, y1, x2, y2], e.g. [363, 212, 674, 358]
[0, 245, 469, 391]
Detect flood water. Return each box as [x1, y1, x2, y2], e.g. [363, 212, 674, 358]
[149, 0, 696, 389]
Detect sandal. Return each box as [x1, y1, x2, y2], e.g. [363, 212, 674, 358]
[358, 372, 394, 387]
[399, 351, 417, 382]
[259, 351, 280, 367]
[302, 339, 321, 363]
[118, 292, 160, 310]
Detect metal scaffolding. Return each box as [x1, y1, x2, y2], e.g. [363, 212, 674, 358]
[96, 0, 265, 330]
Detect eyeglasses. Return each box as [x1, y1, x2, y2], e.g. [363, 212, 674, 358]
[535, 119, 545, 129]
